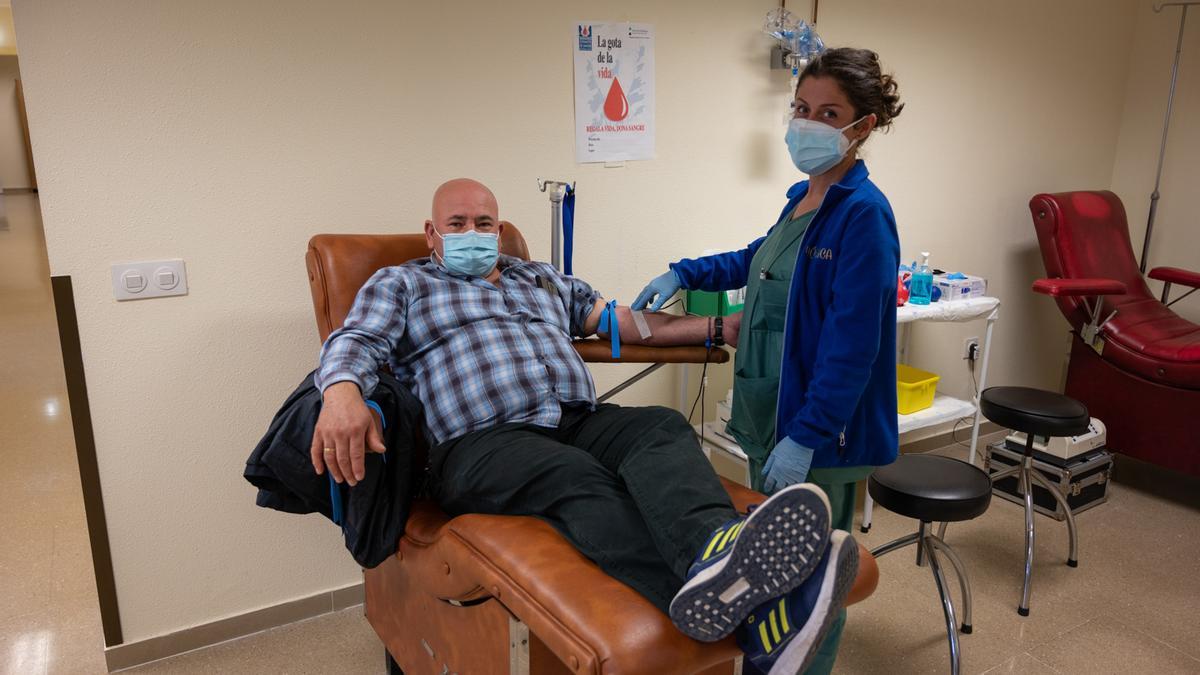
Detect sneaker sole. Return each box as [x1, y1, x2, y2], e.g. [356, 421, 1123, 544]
[669, 484, 832, 642]
[769, 531, 860, 675]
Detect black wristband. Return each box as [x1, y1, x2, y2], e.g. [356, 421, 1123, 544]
[713, 315, 725, 347]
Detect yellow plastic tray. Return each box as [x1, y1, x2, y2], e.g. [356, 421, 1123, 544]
[897, 364, 939, 415]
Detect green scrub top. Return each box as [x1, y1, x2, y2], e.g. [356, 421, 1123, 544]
[721, 207, 876, 673]
[726, 209, 814, 490]
[725, 209, 876, 496]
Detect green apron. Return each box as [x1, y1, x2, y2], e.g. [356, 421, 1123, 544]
[725, 209, 868, 675]
[726, 209, 815, 489]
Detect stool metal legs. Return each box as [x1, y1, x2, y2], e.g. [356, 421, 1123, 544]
[927, 536, 974, 634]
[1019, 457, 1036, 616]
[996, 439, 1081, 617]
[925, 534, 961, 675]
[871, 531, 920, 558]
[1028, 468, 1079, 565]
[872, 522, 973, 675]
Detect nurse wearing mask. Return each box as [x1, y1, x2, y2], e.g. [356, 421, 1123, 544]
[633, 48, 903, 673]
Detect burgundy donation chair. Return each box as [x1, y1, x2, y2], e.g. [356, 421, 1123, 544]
[1029, 191, 1200, 477]
[304, 224, 880, 675]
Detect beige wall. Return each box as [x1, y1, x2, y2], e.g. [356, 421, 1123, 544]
[0, 54, 31, 188]
[691, 0, 1143, 431]
[0, 5, 16, 56]
[1111, 0, 1200, 323]
[818, 0, 1139, 412]
[14, 0, 1144, 643]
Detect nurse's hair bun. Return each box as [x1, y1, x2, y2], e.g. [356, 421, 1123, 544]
[799, 48, 904, 137]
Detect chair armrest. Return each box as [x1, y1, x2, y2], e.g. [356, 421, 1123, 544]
[572, 339, 730, 364]
[1032, 278, 1127, 297]
[1149, 266, 1200, 290]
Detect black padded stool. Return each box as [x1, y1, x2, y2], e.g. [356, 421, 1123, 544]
[980, 386, 1089, 617]
[869, 454, 991, 675]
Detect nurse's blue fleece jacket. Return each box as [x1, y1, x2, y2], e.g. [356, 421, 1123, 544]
[670, 160, 900, 469]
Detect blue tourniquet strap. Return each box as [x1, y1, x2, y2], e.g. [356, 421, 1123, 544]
[328, 474, 343, 526]
[364, 400, 386, 429]
[562, 185, 575, 276]
[362, 399, 388, 463]
[599, 299, 620, 359]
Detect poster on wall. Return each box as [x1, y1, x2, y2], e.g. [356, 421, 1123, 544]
[573, 22, 655, 163]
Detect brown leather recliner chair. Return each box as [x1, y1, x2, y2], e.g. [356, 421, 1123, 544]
[304, 224, 880, 675]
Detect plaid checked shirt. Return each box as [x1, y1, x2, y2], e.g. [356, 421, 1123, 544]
[315, 255, 602, 445]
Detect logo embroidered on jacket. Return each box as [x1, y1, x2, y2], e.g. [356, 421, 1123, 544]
[806, 246, 834, 260]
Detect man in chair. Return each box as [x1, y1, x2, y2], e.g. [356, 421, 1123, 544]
[311, 178, 856, 673]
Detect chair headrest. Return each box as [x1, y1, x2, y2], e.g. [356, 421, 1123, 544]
[305, 222, 529, 342]
[1029, 191, 1153, 306]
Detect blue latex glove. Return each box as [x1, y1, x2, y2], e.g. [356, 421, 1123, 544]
[631, 270, 682, 311]
[762, 437, 815, 494]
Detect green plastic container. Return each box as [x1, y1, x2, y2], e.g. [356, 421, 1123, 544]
[685, 289, 745, 317]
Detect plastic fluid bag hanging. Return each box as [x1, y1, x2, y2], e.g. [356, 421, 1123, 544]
[762, 7, 801, 41]
[786, 21, 826, 65]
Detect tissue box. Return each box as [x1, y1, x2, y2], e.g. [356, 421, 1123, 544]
[933, 273, 987, 301]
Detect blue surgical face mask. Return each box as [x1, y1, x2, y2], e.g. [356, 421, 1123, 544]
[434, 230, 499, 277]
[784, 116, 866, 176]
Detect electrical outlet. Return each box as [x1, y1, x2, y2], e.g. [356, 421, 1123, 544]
[963, 336, 980, 361]
[111, 259, 188, 301]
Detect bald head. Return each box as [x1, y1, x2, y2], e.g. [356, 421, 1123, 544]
[424, 178, 504, 271]
[431, 178, 499, 223]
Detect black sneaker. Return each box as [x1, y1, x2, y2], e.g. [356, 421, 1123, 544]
[737, 530, 859, 674]
[668, 484, 832, 642]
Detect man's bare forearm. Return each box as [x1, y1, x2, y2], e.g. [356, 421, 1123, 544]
[609, 307, 741, 347]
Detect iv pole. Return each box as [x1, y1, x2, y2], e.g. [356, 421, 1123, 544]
[537, 178, 574, 271]
[1141, 1, 1198, 273]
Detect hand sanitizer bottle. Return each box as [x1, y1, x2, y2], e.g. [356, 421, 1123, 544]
[909, 252, 933, 306]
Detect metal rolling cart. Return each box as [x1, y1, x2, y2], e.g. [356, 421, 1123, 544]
[861, 296, 1001, 532]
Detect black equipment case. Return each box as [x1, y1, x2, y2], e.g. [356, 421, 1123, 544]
[984, 442, 1113, 521]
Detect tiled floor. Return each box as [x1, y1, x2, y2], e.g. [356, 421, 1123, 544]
[838, 445, 1200, 674]
[4, 190, 1200, 674]
[1, 193, 108, 674]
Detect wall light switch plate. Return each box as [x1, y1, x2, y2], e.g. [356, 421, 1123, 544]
[111, 259, 188, 301]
